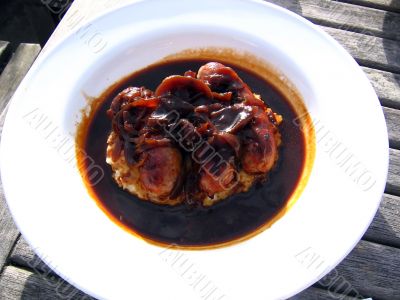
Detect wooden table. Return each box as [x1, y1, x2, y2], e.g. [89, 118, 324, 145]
[0, 0, 399, 299]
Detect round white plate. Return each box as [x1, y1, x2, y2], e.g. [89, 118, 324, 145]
[0, 0, 388, 299]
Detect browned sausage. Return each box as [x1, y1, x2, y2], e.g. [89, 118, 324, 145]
[139, 147, 182, 197]
[241, 107, 279, 174]
[199, 160, 236, 195]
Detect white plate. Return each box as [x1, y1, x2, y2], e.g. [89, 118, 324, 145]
[0, 0, 388, 299]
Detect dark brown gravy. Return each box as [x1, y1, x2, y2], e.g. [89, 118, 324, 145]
[78, 58, 311, 248]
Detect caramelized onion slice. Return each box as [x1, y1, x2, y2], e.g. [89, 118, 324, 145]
[155, 75, 213, 101]
[111, 97, 159, 137]
[211, 132, 241, 157]
[147, 96, 194, 128]
[198, 62, 243, 91]
[108, 87, 154, 117]
[210, 103, 255, 134]
[212, 91, 232, 102]
[198, 62, 264, 106]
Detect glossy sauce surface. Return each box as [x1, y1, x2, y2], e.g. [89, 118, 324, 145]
[81, 59, 306, 247]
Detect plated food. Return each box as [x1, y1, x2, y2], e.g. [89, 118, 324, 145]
[77, 57, 310, 247]
[1, 0, 388, 298]
[106, 62, 282, 206]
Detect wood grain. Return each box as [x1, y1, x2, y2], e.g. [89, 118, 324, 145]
[0, 180, 19, 275]
[0, 41, 9, 65]
[362, 67, 400, 109]
[9, 238, 52, 276]
[0, 266, 91, 300]
[326, 240, 400, 300]
[291, 286, 359, 299]
[384, 107, 400, 149]
[269, 0, 400, 40]
[322, 26, 400, 73]
[0, 44, 41, 113]
[336, 0, 400, 12]
[387, 148, 400, 195]
[0, 43, 41, 274]
[364, 193, 400, 247]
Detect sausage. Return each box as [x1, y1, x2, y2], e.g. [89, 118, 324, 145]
[199, 161, 236, 195]
[139, 147, 182, 197]
[107, 62, 282, 205]
[241, 107, 279, 174]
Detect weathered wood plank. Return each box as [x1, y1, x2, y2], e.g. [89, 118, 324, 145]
[9, 238, 53, 276]
[387, 148, 400, 195]
[364, 193, 400, 247]
[267, 1, 400, 75]
[291, 286, 358, 299]
[0, 43, 41, 274]
[0, 41, 9, 63]
[384, 107, 400, 149]
[322, 26, 400, 74]
[269, 0, 400, 41]
[0, 43, 41, 113]
[269, 2, 400, 108]
[0, 41, 10, 75]
[0, 266, 91, 300]
[336, 0, 400, 13]
[0, 183, 19, 274]
[0, 41, 8, 53]
[275, 1, 400, 80]
[362, 67, 400, 109]
[324, 240, 400, 300]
